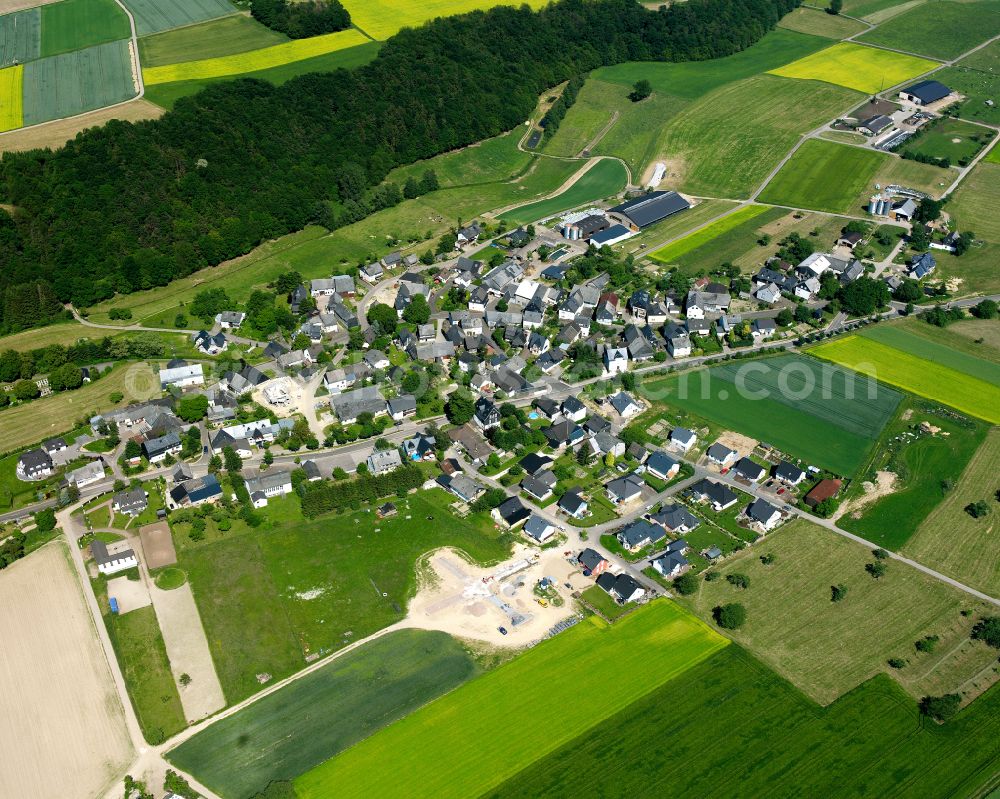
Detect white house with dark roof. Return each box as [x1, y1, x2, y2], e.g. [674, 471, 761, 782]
[746, 497, 782, 531]
[91, 539, 137, 576]
[706, 443, 737, 468]
[670, 427, 696, 453]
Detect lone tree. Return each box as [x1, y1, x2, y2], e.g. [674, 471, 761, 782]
[866, 560, 888, 579]
[827, 0, 842, 13]
[726, 573, 750, 590]
[920, 694, 961, 722]
[673, 572, 699, 596]
[713, 603, 746, 629]
[965, 500, 990, 519]
[445, 389, 474, 425]
[831, 583, 848, 602]
[887, 657, 907, 669]
[971, 616, 1000, 649]
[628, 79, 652, 102]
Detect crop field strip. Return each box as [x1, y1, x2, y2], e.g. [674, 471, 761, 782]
[0, 7, 39, 67]
[138, 14, 287, 68]
[341, 0, 549, 40]
[40, 0, 130, 57]
[811, 335, 1000, 424]
[169, 630, 481, 799]
[295, 602, 728, 799]
[22, 39, 135, 126]
[0, 62, 22, 130]
[903, 429, 1000, 597]
[685, 519, 999, 704]
[649, 73, 860, 199]
[856, 0, 1000, 61]
[496, 158, 627, 225]
[777, 6, 868, 39]
[858, 326, 1000, 385]
[649, 204, 770, 264]
[121, 0, 237, 36]
[143, 27, 370, 83]
[490, 646, 1000, 799]
[768, 42, 937, 94]
[936, 41, 1000, 126]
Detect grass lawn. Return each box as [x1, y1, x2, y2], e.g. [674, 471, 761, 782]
[86, 504, 112, 530]
[778, 6, 868, 39]
[811, 334, 1000, 424]
[819, 129, 869, 145]
[902, 429, 1000, 597]
[94, 577, 186, 743]
[168, 629, 481, 799]
[295, 601, 728, 799]
[153, 566, 186, 590]
[769, 42, 937, 94]
[179, 489, 512, 702]
[138, 14, 287, 67]
[0, 319, 101, 353]
[759, 138, 946, 214]
[843, 0, 920, 20]
[935, 42, 1000, 126]
[387, 128, 532, 190]
[40, 0, 130, 57]
[905, 117, 993, 164]
[496, 158, 628, 226]
[641, 354, 902, 476]
[0, 362, 150, 453]
[490, 645, 1000, 799]
[579, 584, 633, 621]
[840, 399, 987, 549]
[857, 0, 1000, 60]
[651, 74, 860, 198]
[648, 204, 770, 265]
[942, 160, 1000, 294]
[143, 40, 381, 108]
[684, 519, 999, 704]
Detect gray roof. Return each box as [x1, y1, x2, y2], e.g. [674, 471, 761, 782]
[902, 79, 950, 104]
[651, 503, 699, 532]
[611, 190, 690, 228]
[523, 514, 554, 542]
[618, 519, 664, 548]
[747, 497, 781, 524]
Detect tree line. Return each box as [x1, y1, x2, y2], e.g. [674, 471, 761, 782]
[251, 0, 351, 39]
[0, 0, 798, 333]
[300, 465, 425, 517]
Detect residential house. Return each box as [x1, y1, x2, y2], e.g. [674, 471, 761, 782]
[609, 391, 641, 418]
[544, 419, 585, 450]
[685, 290, 731, 319]
[310, 275, 355, 297]
[597, 571, 645, 603]
[436, 473, 485, 504]
[706, 443, 737, 468]
[595, 292, 620, 324]
[606, 473, 644, 505]
[330, 388, 387, 424]
[590, 431, 625, 459]
[603, 346, 629, 376]
[755, 282, 782, 305]
[561, 396, 587, 422]
[387, 395, 418, 421]
[909, 252, 936, 280]
[732, 457, 766, 483]
[381, 251, 402, 269]
[323, 367, 357, 394]
[159, 364, 204, 390]
[617, 519, 665, 552]
[169, 474, 222, 508]
[688, 478, 739, 511]
[578, 547, 608, 575]
[455, 221, 483, 249]
[560, 488, 589, 519]
[142, 432, 182, 463]
[646, 451, 680, 481]
[805, 478, 842, 508]
[402, 433, 436, 461]
[191, 330, 228, 355]
[523, 514, 556, 543]
[652, 551, 690, 579]
[214, 311, 246, 329]
[360, 262, 384, 283]
[112, 488, 147, 516]
[91, 539, 138, 576]
[16, 449, 53, 481]
[774, 461, 806, 486]
[519, 453, 553, 475]
[664, 321, 691, 358]
[474, 397, 501, 430]
[367, 448, 403, 476]
[302, 460, 322, 481]
[66, 461, 105, 488]
[521, 471, 557, 502]
[670, 427, 697, 453]
[447, 425, 493, 463]
[364, 350, 390, 370]
[650, 503, 699, 534]
[746, 497, 782, 531]
[493, 497, 530, 529]
[245, 471, 294, 508]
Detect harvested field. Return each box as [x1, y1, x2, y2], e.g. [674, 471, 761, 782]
[22, 39, 136, 127]
[0, 0, 59, 10]
[0, 542, 133, 799]
[121, 0, 237, 36]
[169, 629, 482, 799]
[0, 62, 22, 130]
[778, 6, 867, 39]
[769, 42, 937, 94]
[342, 0, 548, 40]
[0, 7, 39, 67]
[296, 602, 727, 799]
[0, 98, 162, 152]
[140, 520, 177, 569]
[685, 519, 1000, 704]
[811, 334, 1000, 423]
[143, 27, 369, 83]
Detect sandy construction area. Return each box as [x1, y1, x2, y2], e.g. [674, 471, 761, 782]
[107, 574, 152, 614]
[0, 543, 132, 799]
[408, 545, 591, 647]
[148, 582, 226, 723]
[139, 521, 177, 570]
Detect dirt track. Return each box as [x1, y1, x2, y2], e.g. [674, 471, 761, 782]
[0, 543, 133, 799]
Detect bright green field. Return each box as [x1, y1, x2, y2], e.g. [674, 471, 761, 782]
[811, 334, 1000, 424]
[143, 27, 369, 83]
[169, 630, 481, 799]
[0, 8, 40, 67]
[341, 0, 548, 40]
[22, 40, 135, 127]
[143, 40, 380, 109]
[121, 0, 236, 36]
[649, 204, 770, 264]
[857, 0, 1000, 61]
[40, 0, 130, 58]
[387, 128, 532, 189]
[769, 42, 937, 94]
[138, 14, 286, 67]
[496, 158, 627, 225]
[490, 646, 1000, 799]
[180, 489, 512, 702]
[652, 74, 860, 198]
[643, 354, 901, 475]
[295, 602, 728, 799]
[858, 325, 1000, 385]
[759, 138, 946, 214]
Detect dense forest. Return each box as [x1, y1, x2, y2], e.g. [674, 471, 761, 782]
[0, 0, 798, 333]
[251, 0, 351, 39]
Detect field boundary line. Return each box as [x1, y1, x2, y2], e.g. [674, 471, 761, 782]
[113, 0, 143, 98]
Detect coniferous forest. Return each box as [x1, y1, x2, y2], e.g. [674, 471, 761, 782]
[0, 0, 798, 332]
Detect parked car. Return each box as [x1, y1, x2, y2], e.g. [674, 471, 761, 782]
[498, 626, 508, 636]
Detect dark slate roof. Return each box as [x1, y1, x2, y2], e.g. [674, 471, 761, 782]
[646, 451, 678, 477]
[747, 497, 780, 523]
[774, 461, 805, 483]
[618, 519, 665, 548]
[596, 571, 618, 593]
[651, 503, 699, 532]
[611, 190, 690, 228]
[519, 453, 553, 475]
[496, 497, 530, 526]
[733, 457, 765, 481]
[903, 79, 950, 104]
[578, 547, 606, 571]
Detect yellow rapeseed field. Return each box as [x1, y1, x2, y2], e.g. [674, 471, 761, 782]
[343, 0, 549, 40]
[143, 28, 369, 84]
[0, 64, 24, 131]
[768, 42, 936, 94]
